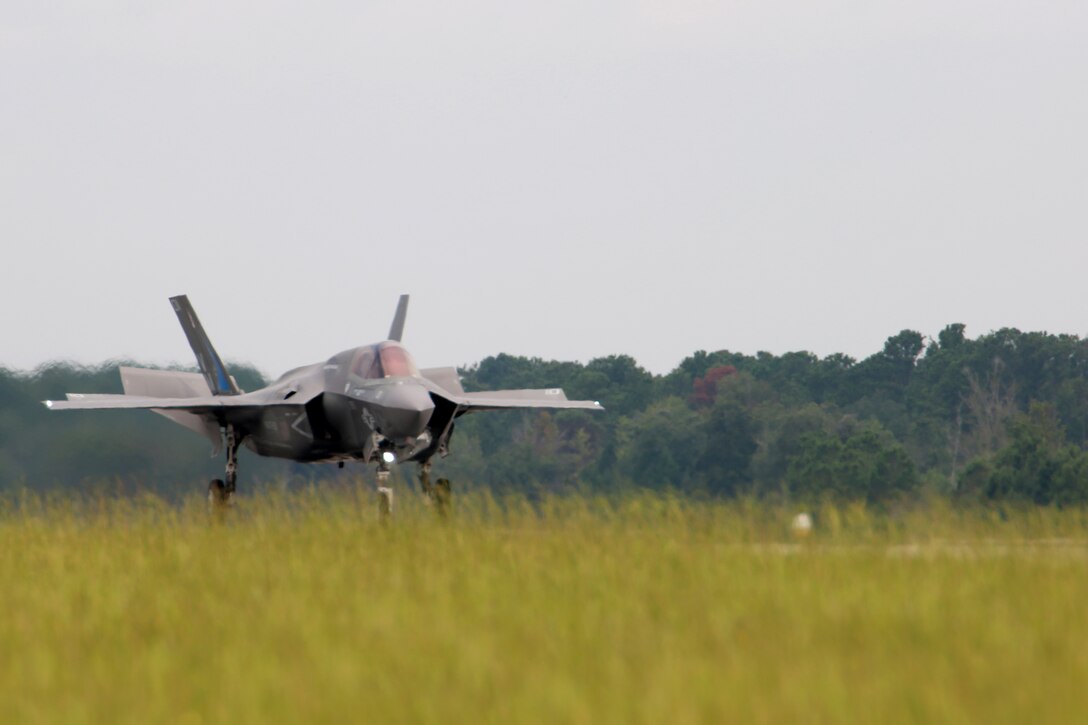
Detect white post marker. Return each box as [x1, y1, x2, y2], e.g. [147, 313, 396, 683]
[791, 512, 813, 538]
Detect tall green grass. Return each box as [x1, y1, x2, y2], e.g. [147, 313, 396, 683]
[0, 486, 1086, 723]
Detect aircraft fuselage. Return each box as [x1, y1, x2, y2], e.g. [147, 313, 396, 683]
[236, 342, 446, 465]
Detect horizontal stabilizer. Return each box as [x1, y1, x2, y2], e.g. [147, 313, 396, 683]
[120, 366, 211, 397]
[120, 367, 222, 453]
[418, 379, 604, 413]
[420, 366, 465, 396]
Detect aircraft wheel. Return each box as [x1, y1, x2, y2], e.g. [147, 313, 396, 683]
[434, 478, 451, 516]
[377, 486, 394, 522]
[208, 478, 232, 509]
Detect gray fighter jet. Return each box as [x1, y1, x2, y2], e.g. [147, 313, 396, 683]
[44, 295, 603, 508]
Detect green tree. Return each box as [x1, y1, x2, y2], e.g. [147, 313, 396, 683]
[616, 397, 705, 489]
[699, 399, 757, 496]
[974, 402, 1088, 505]
[751, 403, 837, 495]
[786, 421, 917, 503]
[937, 323, 966, 350]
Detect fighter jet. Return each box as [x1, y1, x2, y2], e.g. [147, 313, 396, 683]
[44, 295, 603, 509]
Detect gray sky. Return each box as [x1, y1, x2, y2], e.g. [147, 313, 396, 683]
[2, 1, 1086, 378]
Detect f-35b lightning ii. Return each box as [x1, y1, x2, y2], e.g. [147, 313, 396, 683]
[44, 295, 603, 509]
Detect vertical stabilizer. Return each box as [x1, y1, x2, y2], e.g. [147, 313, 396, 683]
[388, 294, 409, 342]
[168, 295, 241, 396]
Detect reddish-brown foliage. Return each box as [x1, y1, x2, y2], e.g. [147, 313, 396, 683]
[690, 365, 738, 407]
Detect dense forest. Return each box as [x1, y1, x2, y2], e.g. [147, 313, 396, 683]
[4, 322, 1088, 504]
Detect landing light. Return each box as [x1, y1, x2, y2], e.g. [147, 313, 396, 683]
[381, 451, 396, 464]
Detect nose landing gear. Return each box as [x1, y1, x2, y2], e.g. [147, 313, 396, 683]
[377, 461, 394, 522]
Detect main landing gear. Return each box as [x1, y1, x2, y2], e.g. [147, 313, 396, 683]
[418, 461, 451, 516]
[208, 425, 240, 509]
[371, 460, 451, 523]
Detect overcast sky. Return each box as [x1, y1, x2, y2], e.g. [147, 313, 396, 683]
[2, 1, 1086, 378]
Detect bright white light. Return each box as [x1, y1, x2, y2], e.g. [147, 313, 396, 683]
[45, 401, 53, 408]
[381, 451, 396, 464]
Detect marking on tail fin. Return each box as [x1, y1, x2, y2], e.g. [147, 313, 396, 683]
[169, 294, 241, 396]
[388, 294, 409, 342]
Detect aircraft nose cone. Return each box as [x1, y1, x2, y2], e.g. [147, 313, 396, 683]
[379, 385, 435, 438]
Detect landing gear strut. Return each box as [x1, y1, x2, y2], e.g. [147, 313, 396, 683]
[418, 461, 451, 516]
[209, 425, 240, 509]
[376, 461, 394, 521]
[419, 461, 434, 499]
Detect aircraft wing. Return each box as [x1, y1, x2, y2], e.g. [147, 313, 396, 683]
[456, 390, 604, 411]
[44, 393, 262, 413]
[43, 390, 299, 456]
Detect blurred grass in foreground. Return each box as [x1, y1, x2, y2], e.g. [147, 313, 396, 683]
[1, 486, 1087, 723]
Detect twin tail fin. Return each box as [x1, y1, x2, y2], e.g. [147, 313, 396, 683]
[169, 295, 241, 396]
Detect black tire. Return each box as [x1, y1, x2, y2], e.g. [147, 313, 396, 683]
[208, 478, 231, 508]
[434, 478, 451, 514]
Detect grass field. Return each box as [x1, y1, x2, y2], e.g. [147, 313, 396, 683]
[1, 485, 1087, 723]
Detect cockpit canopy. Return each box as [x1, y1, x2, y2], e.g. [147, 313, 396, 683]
[350, 341, 420, 380]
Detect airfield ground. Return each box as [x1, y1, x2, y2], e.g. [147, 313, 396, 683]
[0, 487, 1085, 723]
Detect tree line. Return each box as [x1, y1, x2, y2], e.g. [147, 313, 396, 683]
[4, 323, 1088, 504]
